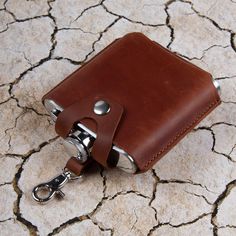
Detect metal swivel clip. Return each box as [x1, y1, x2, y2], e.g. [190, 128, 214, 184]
[32, 169, 81, 203]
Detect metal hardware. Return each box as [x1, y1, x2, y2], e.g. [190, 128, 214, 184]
[44, 99, 63, 121]
[44, 99, 138, 174]
[75, 123, 137, 173]
[63, 129, 94, 163]
[32, 170, 81, 203]
[212, 79, 221, 96]
[76, 124, 138, 173]
[113, 146, 137, 173]
[93, 100, 110, 115]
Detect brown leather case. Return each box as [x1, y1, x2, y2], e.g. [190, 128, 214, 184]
[43, 32, 221, 173]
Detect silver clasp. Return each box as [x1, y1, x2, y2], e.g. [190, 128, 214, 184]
[32, 170, 81, 203]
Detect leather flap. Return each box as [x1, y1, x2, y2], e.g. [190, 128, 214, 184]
[55, 95, 124, 168]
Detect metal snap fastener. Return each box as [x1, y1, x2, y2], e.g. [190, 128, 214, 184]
[93, 100, 110, 115]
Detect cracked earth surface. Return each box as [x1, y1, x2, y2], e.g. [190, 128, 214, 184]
[0, 0, 235, 235]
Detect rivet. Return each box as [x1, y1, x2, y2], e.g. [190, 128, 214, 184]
[93, 100, 110, 115]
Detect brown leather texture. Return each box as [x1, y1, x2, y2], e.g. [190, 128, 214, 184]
[55, 95, 124, 168]
[65, 157, 90, 176]
[43, 32, 221, 173]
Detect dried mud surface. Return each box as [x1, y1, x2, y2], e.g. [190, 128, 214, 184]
[0, 0, 236, 235]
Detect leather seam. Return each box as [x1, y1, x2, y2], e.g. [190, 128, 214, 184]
[144, 99, 220, 169]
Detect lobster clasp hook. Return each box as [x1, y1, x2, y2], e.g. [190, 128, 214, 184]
[32, 170, 73, 203]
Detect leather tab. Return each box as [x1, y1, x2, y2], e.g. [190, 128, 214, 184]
[65, 157, 91, 176]
[55, 95, 124, 168]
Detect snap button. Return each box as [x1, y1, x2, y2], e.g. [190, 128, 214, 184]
[93, 100, 110, 115]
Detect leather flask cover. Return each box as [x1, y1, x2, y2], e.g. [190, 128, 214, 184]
[43, 32, 221, 173]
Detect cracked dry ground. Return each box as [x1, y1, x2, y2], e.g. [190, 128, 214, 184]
[0, 0, 236, 235]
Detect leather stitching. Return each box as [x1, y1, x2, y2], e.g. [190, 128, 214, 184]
[144, 99, 220, 169]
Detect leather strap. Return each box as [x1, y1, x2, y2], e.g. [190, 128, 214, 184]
[65, 157, 91, 176]
[55, 95, 124, 168]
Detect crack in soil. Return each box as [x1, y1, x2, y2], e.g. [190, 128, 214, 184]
[211, 180, 236, 236]
[102, 1, 166, 27]
[1, 0, 235, 234]
[147, 213, 212, 236]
